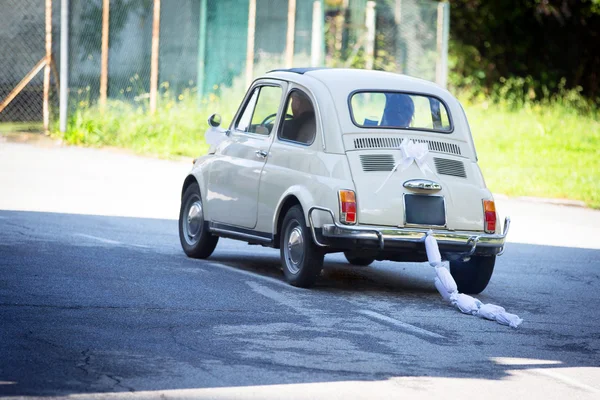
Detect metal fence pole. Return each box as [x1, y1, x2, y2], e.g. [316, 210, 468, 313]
[197, 0, 207, 103]
[436, 1, 449, 88]
[311, 0, 323, 67]
[285, 0, 296, 68]
[59, 0, 69, 132]
[365, 1, 376, 70]
[245, 0, 256, 88]
[100, 0, 109, 108]
[150, 0, 161, 114]
[43, 0, 52, 133]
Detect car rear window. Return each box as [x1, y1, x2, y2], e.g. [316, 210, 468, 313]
[349, 91, 452, 133]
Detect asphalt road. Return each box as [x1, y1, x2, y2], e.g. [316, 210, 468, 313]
[1, 139, 599, 399]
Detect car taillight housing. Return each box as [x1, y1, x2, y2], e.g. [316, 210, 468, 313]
[483, 200, 496, 233]
[339, 190, 357, 225]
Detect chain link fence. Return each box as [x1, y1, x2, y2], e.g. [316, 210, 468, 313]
[326, 0, 447, 83]
[0, 0, 448, 127]
[0, 0, 59, 127]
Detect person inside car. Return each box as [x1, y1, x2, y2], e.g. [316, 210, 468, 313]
[381, 93, 415, 128]
[281, 91, 316, 144]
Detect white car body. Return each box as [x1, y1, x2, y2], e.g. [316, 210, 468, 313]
[179, 68, 510, 293]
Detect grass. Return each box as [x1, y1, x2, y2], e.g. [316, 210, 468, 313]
[59, 99, 210, 159]
[465, 100, 600, 208]
[55, 88, 239, 159]
[0, 122, 43, 133]
[48, 87, 600, 209]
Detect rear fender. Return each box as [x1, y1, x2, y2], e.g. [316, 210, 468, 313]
[272, 185, 341, 236]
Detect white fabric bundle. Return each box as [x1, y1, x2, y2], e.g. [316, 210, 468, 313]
[434, 263, 457, 294]
[425, 232, 522, 328]
[452, 293, 483, 315]
[495, 312, 524, 328]
[425, 231, 442, 265]
[205, 127, 227, 147]
[434, 278, 452, 302]
[476, 303, 505, 320]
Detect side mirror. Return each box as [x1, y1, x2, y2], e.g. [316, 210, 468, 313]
[208, 113, 222, 128]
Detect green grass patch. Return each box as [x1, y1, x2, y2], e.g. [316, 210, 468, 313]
[55, 91, 235, 159]
[465, 101, 600, 208]
[0, 122, 43, 133]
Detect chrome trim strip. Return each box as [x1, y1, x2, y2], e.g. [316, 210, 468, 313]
[308, 206, 334, 247]
[464, 235, 480, 257]
[209, 226, 272, 243]
[496, 217, 511, 256]
[308, 206, 384, 249]
[321, 223, 508, 247]
[403, 179, 442, 191]
[308, 205, 510, 255]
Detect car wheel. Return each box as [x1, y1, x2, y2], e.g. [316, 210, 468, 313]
[344, 251, 375, 266]
[179, 182, 218, 258]
[280, 205, 324, 288]
[449, 255, 495, 294]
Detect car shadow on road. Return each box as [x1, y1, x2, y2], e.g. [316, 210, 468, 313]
[1, 210, 599, 397]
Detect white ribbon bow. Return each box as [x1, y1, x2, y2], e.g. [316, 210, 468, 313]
[375, 139, 434, 194]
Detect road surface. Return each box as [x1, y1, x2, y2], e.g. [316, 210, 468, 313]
[1, 139, 599, 399]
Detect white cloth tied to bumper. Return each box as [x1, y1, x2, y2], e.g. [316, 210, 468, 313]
[425, 231, 523, 328]
[375, 139, 434, 194]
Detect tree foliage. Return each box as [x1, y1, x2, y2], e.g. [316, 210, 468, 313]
[449, 0, 600, 101]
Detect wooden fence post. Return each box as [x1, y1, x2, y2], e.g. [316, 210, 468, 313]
[285, 0, 296, 68]
[0, 58, 47, 114]
[150, 0, 161, 114]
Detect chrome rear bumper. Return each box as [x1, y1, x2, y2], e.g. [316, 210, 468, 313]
[308, 206, 510, 257]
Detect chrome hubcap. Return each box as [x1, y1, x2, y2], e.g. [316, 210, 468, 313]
[184, 199, 203, 244]
[285, 223, 304, 274]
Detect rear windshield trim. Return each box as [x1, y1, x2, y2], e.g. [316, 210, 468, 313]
[347, 89, 455, 134]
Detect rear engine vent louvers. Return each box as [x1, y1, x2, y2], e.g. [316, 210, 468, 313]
[424, 140, 461, 156]
[434, 157, 466, 178]
[360, 154, 396, 172]
[353, 137, 461, 156]
[355, 137, 403, 149]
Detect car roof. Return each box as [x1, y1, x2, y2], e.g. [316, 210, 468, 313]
[264, 68, 450, 98]
[268, 67, 329, 75]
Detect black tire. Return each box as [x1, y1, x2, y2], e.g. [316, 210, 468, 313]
[279, 205, 324, 288]
[179, 182, 218, 258]
[344, 251, 375, 267]
[450, 255, 496, 294]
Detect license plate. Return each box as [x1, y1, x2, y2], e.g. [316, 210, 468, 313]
[404, 194, 446, 226]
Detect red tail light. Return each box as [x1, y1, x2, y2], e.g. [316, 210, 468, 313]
[483, 200, 496, 233]
[339, 190, 357, 225]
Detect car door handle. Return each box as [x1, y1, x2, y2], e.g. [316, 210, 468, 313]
[255, 150, 268, 158]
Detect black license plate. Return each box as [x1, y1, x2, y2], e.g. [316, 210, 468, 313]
[404, 194, 446, 226]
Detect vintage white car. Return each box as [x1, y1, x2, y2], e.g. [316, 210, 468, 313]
[178, 68, 510, 294]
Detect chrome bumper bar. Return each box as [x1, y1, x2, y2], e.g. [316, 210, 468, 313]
[308, 206, 510, 257]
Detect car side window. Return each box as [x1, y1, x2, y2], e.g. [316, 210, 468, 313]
[278, 90, 316, 145]
[234, 85, 282, 135]
[235, 88, 259, 132]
